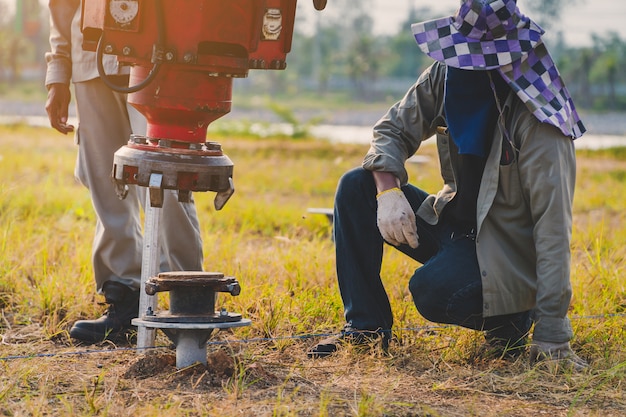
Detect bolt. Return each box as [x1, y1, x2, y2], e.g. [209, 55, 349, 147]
[165, 51, 175, 61]
[227, 283, 241, 296]
[146, 306, 154, 316]
[205, 141, 222, 151]
[122, 46, 132, 56]
[183, 53, 194, 63]
[104, 44, 114, 54]
[220, 307, 229, 317]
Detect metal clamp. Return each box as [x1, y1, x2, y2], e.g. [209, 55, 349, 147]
[148, 172, 164, 208]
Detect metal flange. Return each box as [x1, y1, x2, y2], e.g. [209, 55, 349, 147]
[134, 270, 251, 368]
[132, 318, 251, 368]
[112, 139, 234, 209]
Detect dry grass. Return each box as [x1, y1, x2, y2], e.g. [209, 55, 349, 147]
[1, 124, 625, 416]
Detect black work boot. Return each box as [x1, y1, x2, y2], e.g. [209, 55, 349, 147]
[307, 325, 391, 358]
[69, 281, 140, 343]
[480, 332, 528, 359]
[481, 314, 532, 360]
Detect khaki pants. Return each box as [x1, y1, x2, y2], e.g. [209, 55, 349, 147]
[73, 78, 203, 292]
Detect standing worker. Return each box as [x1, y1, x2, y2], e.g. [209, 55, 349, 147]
[309, 0, 587, 369]
[45, 0, 204, 343]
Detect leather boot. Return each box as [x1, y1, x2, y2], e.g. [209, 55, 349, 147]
[308, 325, 391, 358]
[69, 281, 140, 343]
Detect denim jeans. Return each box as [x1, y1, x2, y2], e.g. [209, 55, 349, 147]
[334, 167, 530, 343]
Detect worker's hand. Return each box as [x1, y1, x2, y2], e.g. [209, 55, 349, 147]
[376, 187, 419, 248]
[45, 83, 75, 134]
[529, 339, 588, 371]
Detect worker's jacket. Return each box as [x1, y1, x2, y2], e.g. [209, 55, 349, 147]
[45, 0, 123, 86]
[363, 62, 576, 342]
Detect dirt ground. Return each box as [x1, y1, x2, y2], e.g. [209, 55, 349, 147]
[2, 322, 624, 417]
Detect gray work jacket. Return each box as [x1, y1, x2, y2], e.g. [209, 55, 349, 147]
[45, 0, 123, 86]
[363, 62, 576, 342]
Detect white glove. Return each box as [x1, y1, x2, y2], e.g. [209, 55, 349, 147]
[529, 340, 588, 371]
[376, 188, 419, 248]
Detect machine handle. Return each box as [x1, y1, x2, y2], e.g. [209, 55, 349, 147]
[313, 0, 327, 10]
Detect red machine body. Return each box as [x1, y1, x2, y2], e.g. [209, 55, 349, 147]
[80, 0, 327, 356]
[82, 0, 297, 143]
[81, 0, 325, 208]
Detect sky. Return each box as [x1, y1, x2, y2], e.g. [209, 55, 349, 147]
[4, 0, 624, 48]
[299, 0, 626, 47]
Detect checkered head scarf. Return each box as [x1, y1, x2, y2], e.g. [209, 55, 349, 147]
[411, 0, 585, 138]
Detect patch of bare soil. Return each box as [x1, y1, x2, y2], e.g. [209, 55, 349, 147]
[122, 348, 282, 392]
[123, 351, 177, 379]
[2, 324, 625, 416]
[86, 340, 619, 417]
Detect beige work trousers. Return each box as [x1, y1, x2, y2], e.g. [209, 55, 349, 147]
[73, 78, 204, 293]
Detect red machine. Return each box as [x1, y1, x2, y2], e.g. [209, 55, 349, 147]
[82, 0, 327, 209]
[81, 0, 327, 365]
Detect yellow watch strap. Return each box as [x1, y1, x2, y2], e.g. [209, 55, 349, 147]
[376, 187, 401, 199]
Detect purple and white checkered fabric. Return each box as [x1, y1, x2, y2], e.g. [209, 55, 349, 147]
[498, 42, 585, 138]
[411, 0, 543, 70]
[411, 0, 585, 138]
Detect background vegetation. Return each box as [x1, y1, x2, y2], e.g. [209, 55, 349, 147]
[0, 124, 625, 415]
[1, 0, 626, 112]
[1, 0, 625, 415]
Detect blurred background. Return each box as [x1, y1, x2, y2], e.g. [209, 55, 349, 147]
[1, 0, 625, 138]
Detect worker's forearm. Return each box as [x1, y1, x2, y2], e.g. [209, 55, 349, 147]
[372, 171, 401, 194]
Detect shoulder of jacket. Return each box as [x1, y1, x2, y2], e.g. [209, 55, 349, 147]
[416, 62, 445, 85]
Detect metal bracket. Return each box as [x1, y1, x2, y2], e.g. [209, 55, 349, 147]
[313, 0, 327, 10]
[214, 177, 235, 210]
[114, 182, 129, 200]
[148, 172, 164, 207]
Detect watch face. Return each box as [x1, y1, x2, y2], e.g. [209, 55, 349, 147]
[109, 0, 139, 26]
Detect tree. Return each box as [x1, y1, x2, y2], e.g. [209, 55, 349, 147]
[588, 32, 626, 110]
[383, 6, 437, 79]
[327, 1, 380, 98]
[524, 0, 579, 30]
[0, 0, 46, 83]
[346, 28, 378, 98]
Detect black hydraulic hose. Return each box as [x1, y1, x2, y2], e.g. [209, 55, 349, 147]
[96, 0, 166, 94]
[96, 36, 162, 93]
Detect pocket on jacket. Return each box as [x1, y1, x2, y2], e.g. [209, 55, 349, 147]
[495, 161, 524, 208]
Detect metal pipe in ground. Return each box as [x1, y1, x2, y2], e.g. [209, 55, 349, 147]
[136, 184, 161, 350]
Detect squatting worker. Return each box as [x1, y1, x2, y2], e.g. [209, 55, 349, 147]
[309, 0, 587, 369]
[45, 0, 204, 343]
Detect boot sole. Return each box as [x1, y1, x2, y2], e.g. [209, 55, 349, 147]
[69, 326, 136, 344]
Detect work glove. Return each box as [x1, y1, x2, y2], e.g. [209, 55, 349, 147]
[529, 340, 588, 371]
[376, 187, 419, 248]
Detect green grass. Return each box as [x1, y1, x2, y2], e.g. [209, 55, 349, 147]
[0, 80, 49, 102]
[0, 124, 625, 416]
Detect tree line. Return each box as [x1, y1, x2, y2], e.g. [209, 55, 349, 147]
[0, 1, 624, 111]
[252, 0, 626, 112]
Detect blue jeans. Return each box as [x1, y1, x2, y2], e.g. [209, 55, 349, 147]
[334, 168, 530, 342]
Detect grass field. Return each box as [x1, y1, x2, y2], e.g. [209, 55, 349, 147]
[1, 123, 625, 416]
